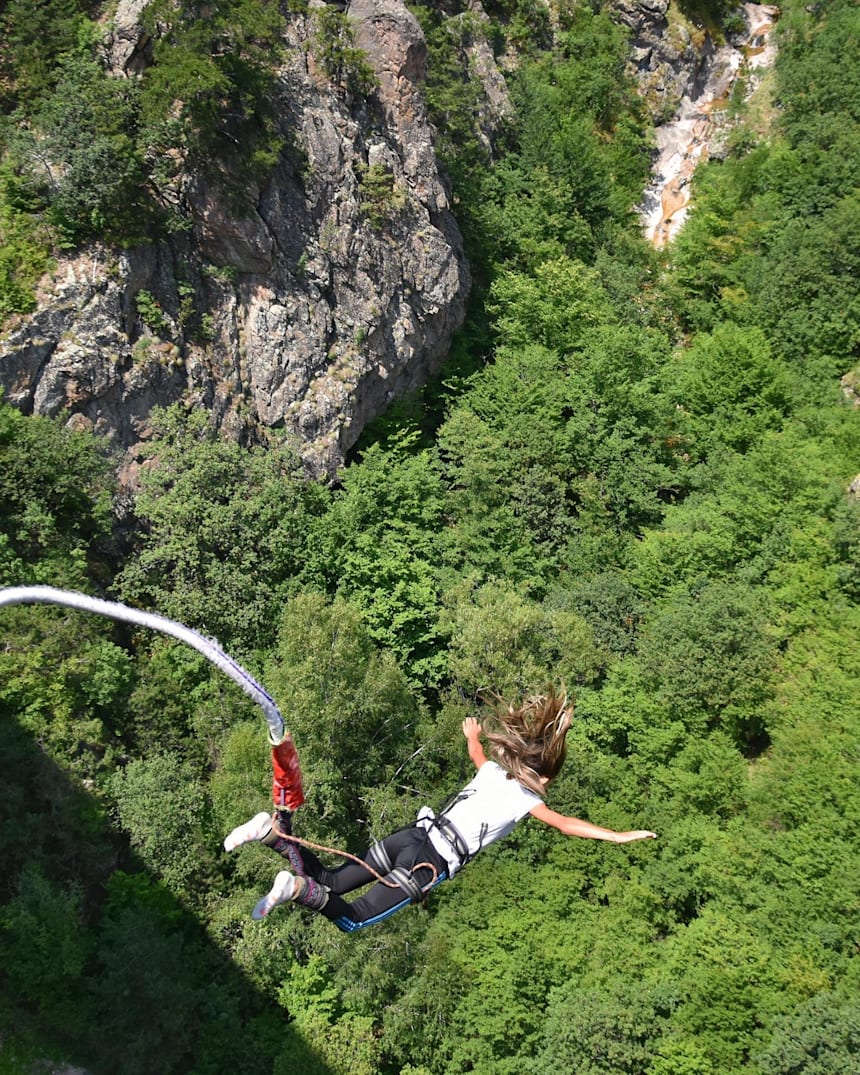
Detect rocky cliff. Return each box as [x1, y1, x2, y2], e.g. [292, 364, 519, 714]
[0, 0, 471, 479]
[613, 0, 714, 124]
[0, 0, 745, 480]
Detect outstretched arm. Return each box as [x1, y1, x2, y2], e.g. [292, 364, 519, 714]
[529, 803, 656, 843]
[462, 717, 488, 770]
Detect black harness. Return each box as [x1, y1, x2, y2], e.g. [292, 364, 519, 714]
[428, 788, 488, 872]
[366, 789, 488, 905]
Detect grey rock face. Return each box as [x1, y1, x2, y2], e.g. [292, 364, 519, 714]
[1, 0, 470, 479]
[103, 0, 153, 75]
[611, 0, 710, 123]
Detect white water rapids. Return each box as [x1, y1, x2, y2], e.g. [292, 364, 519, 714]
[638, 4, 779, 248]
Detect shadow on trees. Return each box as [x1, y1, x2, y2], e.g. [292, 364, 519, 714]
[0, 707, 332, 1075]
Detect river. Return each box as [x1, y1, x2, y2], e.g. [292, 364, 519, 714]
[638, 3, 779, 248]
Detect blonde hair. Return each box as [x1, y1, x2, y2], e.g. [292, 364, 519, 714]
[481, 688, 573, 796]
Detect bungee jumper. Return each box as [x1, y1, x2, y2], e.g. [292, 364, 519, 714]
[0, 586, 657, 935]
[225, 690, 657, 932]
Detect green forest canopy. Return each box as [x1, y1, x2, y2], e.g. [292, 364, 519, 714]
[2, 0, 860, 1072]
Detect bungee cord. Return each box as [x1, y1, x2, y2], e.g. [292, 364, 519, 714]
[276, 829, 438, 893]
[0, 589, 436, 890]
[0, 585, 286, 743]
[0, 585, 439, 901]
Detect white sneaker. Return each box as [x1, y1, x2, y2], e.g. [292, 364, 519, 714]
[252, 870, 298, 920]
[223, 811, 273, 852]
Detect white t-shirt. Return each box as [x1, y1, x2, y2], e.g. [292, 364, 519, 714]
[417, 761, 543, 876]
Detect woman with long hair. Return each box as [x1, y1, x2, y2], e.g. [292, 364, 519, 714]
[224, 690, 656, 932]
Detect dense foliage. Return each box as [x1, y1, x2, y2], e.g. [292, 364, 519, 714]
[2, 0, 860, 1073]
[0, 0, 285, 314]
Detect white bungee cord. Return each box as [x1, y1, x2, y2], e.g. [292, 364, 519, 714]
[0, 585, 286, 743]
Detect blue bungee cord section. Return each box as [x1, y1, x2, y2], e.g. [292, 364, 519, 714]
[0, 585, 286, 744]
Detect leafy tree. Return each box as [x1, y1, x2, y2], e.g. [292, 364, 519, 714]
[380, 927, 472, 1072]
[311, 7, 378, 97]
[745, 601, 860, 863]
[484, 0, 552, 54]
[750, 194, 860, 377]
[275, 955, 383, 1075]
[116, 406, 330, 653]
[645, 734, 749, 832]
[479, 160, 596, 272]
[557, 572, 644, 659]
[636, 581, 777, 751]
[1, 0, 287, 251]
[664, 0, 860, 365]
[438, 318, 675, 587]
[0, 163, 54, 320]
[776, 0, 860, 145]
[445, 579, 601, 698]
[0, 603, 132, 782]
[647, 1038, 718, 1075]
[531, 985, 661, 1074]
[474, 5, 650, 272]
[33, 56, 147, 242]
[438, 342, 574, 584]
[488, 256, 612, 353]
[676, 0, 745, 32]
[754, 992, 860, 1075]
[407, 3, 490, 195]
[559, 323, 677, 534]
[119, 635, 240, 757]
[574, 656, 671, 760]
[830, 493, 860, 599]
[310, 437, 449, 687]
[210, 720, 276, 888]
[0, 399, 115, 585]
[0, 0, 94, 110]
[108, 751, 214, 897]
[0, 863, 91, 1023]
[660, 146, 775, 335]
[664, 324, 794, 458]
[261, 591, 426, 845]
[658, 908, 779, 1072]
[91, 888, 200, 1074]
[139, 0, 286, 181]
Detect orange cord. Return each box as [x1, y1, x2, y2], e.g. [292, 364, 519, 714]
[278, 831, 439, 893]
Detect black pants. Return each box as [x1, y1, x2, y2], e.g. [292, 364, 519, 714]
[297, 826, 449, 932]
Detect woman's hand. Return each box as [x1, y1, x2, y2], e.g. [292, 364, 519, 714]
[462, 717, 482, 739]
[614, 830, 658, 844]
[462, 717, 488, 768]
